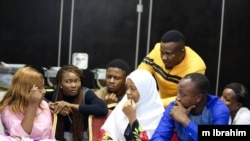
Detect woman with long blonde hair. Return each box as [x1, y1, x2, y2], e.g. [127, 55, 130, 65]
[0, 66, 55, 140]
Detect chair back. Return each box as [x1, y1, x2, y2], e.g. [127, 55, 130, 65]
[88, 109, 112, 141]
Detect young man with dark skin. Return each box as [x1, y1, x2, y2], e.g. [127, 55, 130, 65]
[151, 73, 230, 141]
[95, 59, 130, 109]
[138, 30, 206, 108]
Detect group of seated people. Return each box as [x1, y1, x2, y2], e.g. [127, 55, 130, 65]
[0, 30, 249, 141]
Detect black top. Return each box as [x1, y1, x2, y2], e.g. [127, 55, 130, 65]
[45, 86, 108, 131]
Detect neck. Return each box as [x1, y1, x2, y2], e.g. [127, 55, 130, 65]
[230, 109, 239, 121]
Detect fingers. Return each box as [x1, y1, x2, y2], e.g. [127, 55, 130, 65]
[124, 99, 136, 109]
[105, 93, 118, 103]
[108, 93, 118, 100]
[30, 85, 46, 98]
[174, 100, 195, 115]
[186, 105, 196, 113]
[29, 86, 45, 104]
[122, 99, 136, 119]
[61, 107, 71, 116]
[54, 101, 65, 114]
[123, 99, 132, 107]
[130, 99, 135, 105]
[49, 102, 58, 113]
[52, 101, 72, 115]
[174, 100, 182, 107]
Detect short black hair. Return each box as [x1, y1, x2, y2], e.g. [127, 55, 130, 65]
[161, 30, 185, 43]
[106, 59, 130, 74]
[183, 72, 210, 94]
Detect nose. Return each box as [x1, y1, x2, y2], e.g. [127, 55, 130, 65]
[176, 96, 181, 101]
[126, 89, 131, 95]
[109, 77, 115, 83]
[162, 54, 169, 60]
[70, 82, 78, 87]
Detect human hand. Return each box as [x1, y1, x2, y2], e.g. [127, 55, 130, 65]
[105, 93, 118, 104]
[170, 101, 195, 126]
[52, 101, 72, 116]
[122, 99, 136, 122]
[48, 102, 58, 114]
[29, 85, 45, 105]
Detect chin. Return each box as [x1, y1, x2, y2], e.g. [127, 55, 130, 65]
[107, 89, 116, 93]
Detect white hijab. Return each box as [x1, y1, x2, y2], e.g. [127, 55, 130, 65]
[101, 69, 165, 141]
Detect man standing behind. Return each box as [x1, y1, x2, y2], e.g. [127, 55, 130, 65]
[138, 30, 206, 108]
[95, 59, 130, 109]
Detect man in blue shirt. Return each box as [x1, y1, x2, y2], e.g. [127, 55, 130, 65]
[151, 72, 230, 141]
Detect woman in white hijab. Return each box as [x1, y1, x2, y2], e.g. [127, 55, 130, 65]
[100, 69, 165, 141]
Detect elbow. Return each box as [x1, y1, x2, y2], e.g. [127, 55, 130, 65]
[101, 105, 109, 116]
[96, 105, 108, 116]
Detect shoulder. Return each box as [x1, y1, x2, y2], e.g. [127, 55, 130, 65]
[207, 94, 229, 113]
[185, 46, 205, 62]
[185, 46, 196, 53]
[154, 43, 161, 49]
[185, 46, 203, 59]
[145, 43, 161, 58]
[237, 107, 250, 116]
[40, 100, 51, 113]
[84, 87, 94, 94]
[151, 43, 161, 54]
[165, 101, 175, 112]
[95, 87, 108, 98]
[181, 46, 206, 72]
[234, 107, 250, 124]
[84, 87, 99, 99]
[207, 95, 223, 106]
[0, 106, 11, 116]
[41, 100, 49, 108]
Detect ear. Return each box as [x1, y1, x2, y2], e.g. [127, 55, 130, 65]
[236, 102, 242, 110]
[180, 48, 185, 54]
[196, 92, 202, 103]
[181, 48, 185, 53]
[179, 48, 186, 58]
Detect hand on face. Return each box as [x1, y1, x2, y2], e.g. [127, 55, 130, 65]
[49, 101, 72, 116]
[29, 85, 45, 105]
[122, 99, 136, 121]
[170, 100, 195, 125]
[104, 93, 118, 104]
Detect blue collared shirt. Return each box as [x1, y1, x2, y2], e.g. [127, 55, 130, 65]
[150, 94, 230, 141]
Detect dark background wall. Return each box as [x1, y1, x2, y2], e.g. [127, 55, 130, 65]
[1, 0, 250, 96]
